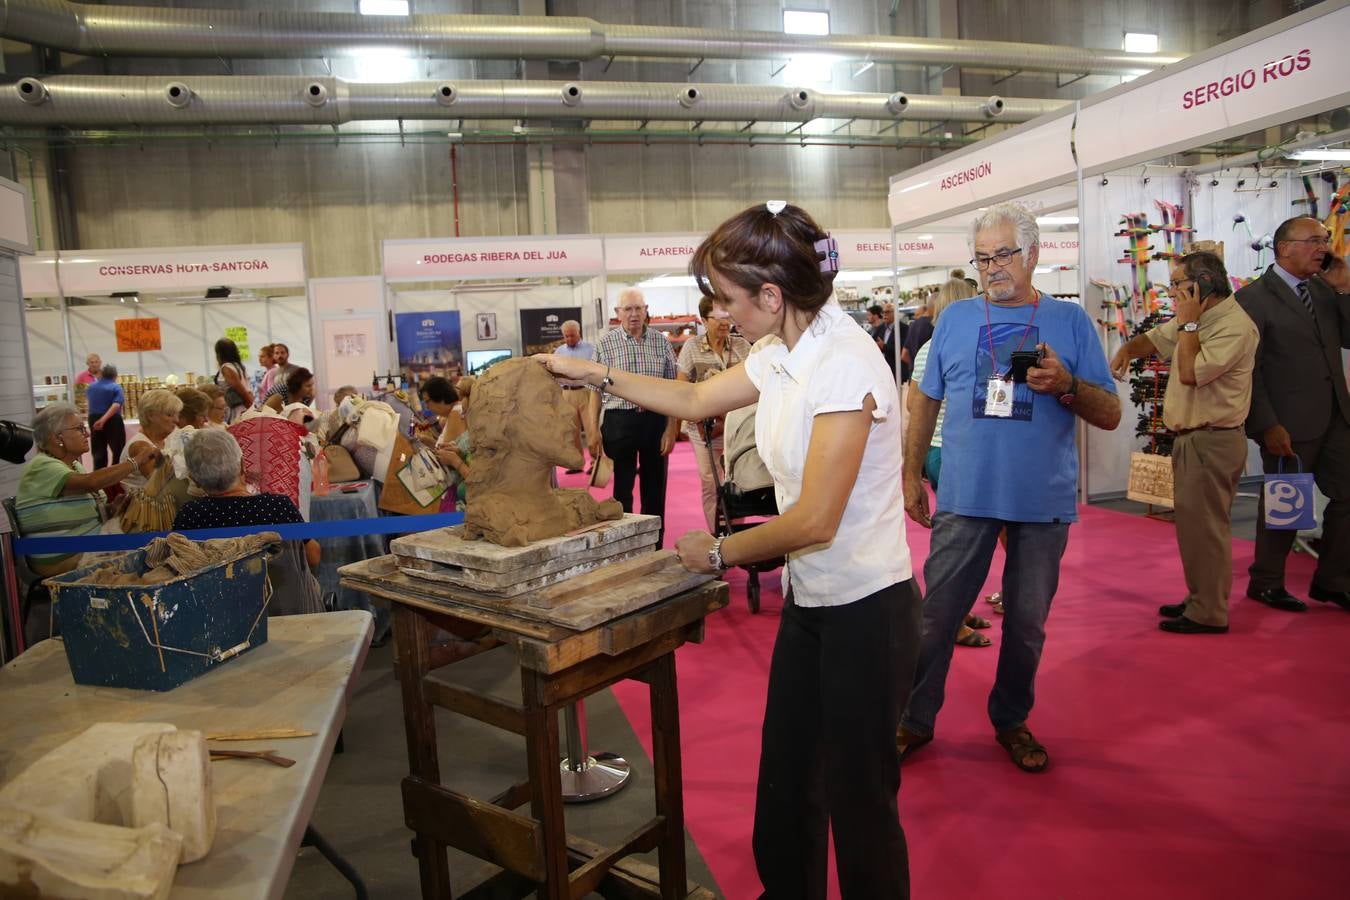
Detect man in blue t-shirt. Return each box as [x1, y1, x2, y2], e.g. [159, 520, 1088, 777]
[85, 363, 127, 470]
[898, 203, 1121, 774]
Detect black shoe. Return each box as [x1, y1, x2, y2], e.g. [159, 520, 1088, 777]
[1159, 616, 1228, 634]
[1246, 588, 1308, 613]
[1308, 583, 1350, 611]
[1159, 600, 1188, 618]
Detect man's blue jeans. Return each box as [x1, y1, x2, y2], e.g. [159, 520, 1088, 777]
[900, 511, 1070, 737]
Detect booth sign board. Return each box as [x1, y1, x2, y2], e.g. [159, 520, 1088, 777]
[604, 234, 701, 274]
[888, 111, 1077, 230]
[832, 231, 971, 268]
[1037, 233, 1081, 265]
[19, 252, 58, 295]
[383, 236, 605, 282]
[0, 177, 35, 255]
[115, 317, 162, 352]
[32, 244, 306, 295]
[1076, 3, 1350, 173]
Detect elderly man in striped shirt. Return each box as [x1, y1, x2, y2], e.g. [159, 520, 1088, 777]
[588, 287, 679, 542]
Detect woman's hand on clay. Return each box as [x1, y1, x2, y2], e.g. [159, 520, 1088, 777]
[675, 530, 718, 574]
[536, 353, 597, 385]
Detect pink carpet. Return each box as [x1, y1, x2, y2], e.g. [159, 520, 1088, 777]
[570, 443, 1350, 899]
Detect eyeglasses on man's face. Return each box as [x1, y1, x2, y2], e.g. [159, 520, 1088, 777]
[970, 248, 1023, 271]
[1167, 278, 1195, 291]
[1282, 235, 1331, 247]
[617, 305, 646, 314]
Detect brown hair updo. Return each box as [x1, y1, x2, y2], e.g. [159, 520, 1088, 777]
[689, 203, 837, 318]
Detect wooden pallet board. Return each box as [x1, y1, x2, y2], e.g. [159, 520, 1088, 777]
[390, 514, 660, 574]
[395, 531, 659, 596]
[339, 553, 714, 633]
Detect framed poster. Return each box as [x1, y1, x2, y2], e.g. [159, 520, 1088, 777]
[394, 311, 463, 382]
[520, 306, 582, 355]
[476, 312, 497, 341]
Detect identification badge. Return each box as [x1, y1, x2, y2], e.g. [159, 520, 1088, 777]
[985, 377, 1013, 418]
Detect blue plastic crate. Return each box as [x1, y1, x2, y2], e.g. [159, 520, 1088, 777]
[45, 546, 272, 692]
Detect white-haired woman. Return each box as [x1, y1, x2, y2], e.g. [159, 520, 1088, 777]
[120, 388, 183, 493]
[15, 403, 158, 575]
[173, 428, 324, 615]
[908, 278, 997, 647]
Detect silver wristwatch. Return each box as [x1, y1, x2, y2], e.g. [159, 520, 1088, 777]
[707, 536, 727, 572]
[1181, 321, 1199, 333]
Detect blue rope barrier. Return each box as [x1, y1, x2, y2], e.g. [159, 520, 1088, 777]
[12, 512, 464, 557]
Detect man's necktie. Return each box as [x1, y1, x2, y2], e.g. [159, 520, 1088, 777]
[1296, 280, 1315, 315]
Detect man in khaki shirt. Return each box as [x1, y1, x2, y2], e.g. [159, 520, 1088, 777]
[1111, 250, 1259, 633]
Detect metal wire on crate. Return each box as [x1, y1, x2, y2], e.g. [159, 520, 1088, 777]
[123, 565, 273, 667]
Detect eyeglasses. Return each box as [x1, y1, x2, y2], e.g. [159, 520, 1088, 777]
[970, 248, 1023, 270]
[1282, 236, 1331, 247]
[62, 424, 90, 437]
[1167, 278, 1195, 291]
[617, 306, 646, 314]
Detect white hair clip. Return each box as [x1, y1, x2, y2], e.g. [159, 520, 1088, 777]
[766, 200, 787, 216]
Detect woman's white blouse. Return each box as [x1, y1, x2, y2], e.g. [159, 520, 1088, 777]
[742, 302, 912, 607]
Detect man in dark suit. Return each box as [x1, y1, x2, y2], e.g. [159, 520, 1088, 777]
[1237, 216, 1350, 614]
[876, 302, 904, 380]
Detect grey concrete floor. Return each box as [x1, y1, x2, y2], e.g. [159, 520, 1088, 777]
[284, 641, 721, 899]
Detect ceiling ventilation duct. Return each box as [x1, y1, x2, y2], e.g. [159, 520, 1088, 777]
[0, 76, 1069, 127]
[0, 1, 1180, 76]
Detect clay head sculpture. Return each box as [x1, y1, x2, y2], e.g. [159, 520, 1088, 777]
[462, 358, 622, 546]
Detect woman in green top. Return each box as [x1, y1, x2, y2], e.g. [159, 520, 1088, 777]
[16, 403, 159, 575]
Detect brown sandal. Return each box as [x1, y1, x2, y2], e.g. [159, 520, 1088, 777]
[955, 627, 991, 648]
[995, 726, 1049, 773]
[964, 613, 992, 630]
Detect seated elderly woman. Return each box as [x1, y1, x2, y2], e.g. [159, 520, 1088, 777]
[122, 388, 183, 493]
[174, 387, 211, 430]
[263, 367, 316, 413]
[172, 428, 324, 616]
[15, 403, 159, 576]
[196, 383, 229, 427]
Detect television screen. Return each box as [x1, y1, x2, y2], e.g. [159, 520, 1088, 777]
[466, 348, 513, 375]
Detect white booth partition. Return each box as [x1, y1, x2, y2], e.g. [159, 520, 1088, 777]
[309, 276, 390, 406]
[604, 233, 703, 318]
[885, 0, 1350, 501]
[19, 243, 312, 409]
[1073, 0, 1350, 497]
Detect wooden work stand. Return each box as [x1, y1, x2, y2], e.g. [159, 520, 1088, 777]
[340, 556, 728, 900]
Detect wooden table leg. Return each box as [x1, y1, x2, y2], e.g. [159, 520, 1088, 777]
[648, 653, 688, 900]
[393, 604, 453, 899]
[522, 668, 570, 898]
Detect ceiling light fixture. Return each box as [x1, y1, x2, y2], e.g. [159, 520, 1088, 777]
[1123, 32, 1159, 54]
[1288, 149, 1350, 161]
[783, 10, 830, 36]
[359, 0, 410, 16]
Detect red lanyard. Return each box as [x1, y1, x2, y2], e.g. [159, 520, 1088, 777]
[984, 295, 1040, 381]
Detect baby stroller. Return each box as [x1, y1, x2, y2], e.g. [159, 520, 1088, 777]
[704, 404, 781, 613]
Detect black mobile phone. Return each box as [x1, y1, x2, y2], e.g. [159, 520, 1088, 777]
[1008, 350, 1042, 383]
[1322, 252, 1335, 272]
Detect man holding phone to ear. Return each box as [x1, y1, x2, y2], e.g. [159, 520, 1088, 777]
[1111, 251, 1258, 633]
[1235, 217, 1350, 615]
